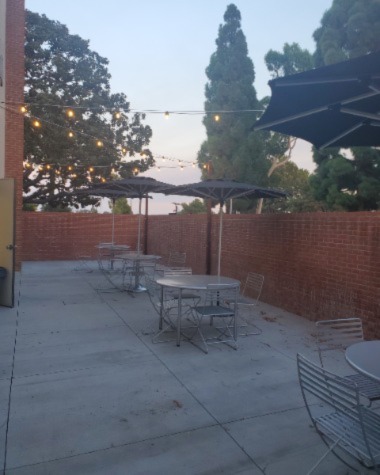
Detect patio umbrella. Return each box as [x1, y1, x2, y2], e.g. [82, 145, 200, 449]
[164, 179, 287, 276]
[73, 188, 147, 244]
[254, 51, 380, 149]
[93, 177, 174, 252]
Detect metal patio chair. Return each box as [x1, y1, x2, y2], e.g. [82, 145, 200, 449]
[227, 272, 263, 336]
[297, 353, 380, 474]
[162, 267, 200, 306]
[145, 275, 179, 343]
[156, 251, 187, 275]
[316, 318, 380, 403]
[190, 283, 239, 354]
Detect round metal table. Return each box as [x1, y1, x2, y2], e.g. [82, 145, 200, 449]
[155, 275, 240, 346]
[345, 340, 380, 382]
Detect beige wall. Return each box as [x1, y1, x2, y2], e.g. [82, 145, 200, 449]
[0, 0, 6, 177]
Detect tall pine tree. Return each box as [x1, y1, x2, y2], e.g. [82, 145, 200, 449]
[198, 4, 272, 201]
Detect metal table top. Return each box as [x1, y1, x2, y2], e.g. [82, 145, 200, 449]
[345, 340, 380, 382]
[155, 274, 239, 290]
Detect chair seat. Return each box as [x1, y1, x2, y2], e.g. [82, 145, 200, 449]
[170, 291, 200, 300]
[344, 373, 380, 401]
[195, 305, 234, 317]
[316, 409, 380, 467]
[237, 295, 256, 305]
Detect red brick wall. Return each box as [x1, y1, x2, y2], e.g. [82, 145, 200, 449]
[5, 0, 25, 270]
[20, 210, 380, 338]
[20, 212, 141, 261]
[147, 212, 380, 338]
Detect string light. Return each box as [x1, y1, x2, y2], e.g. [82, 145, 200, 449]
[7, 101, 210, 181]
[214, 114, 220, 122]
[164, 111, 170, 119]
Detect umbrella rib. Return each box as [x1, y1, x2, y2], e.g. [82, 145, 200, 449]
[341, 107, 380, 123]
[256, 90, 379, 131]
[255, 105, 329, 130]
[320, 123, 363, 149]
[340, 89, 379, 106]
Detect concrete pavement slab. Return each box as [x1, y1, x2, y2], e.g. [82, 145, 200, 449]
[5, 425, 262, 475]
[6, 360, 216, 469]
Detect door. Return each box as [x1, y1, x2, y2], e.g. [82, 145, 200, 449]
[0, 178, 15, 307]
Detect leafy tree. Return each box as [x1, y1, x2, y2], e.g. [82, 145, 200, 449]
[310, 0, 380, 210]
[313, 0, 380, 66]
[266, 161, 324, 212]
[109, 198, 133, 214]
[198, 4, 273, 204]
[24, 11, 154, 210]
[260, 43, 315, 212]
[265, 42, 314, 77]
[179, 199, 208, 214]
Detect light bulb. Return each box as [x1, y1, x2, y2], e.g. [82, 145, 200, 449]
[66, 109, 75, 118]
[96, 140, 103, 147]
[164, 111, 170, 119]
[214, 114, 220, 122]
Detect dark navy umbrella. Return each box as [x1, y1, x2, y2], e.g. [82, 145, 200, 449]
[254, 51, 380, 149]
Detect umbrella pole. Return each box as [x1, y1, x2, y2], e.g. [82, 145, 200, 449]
[218, 204, 223, 276]
[137, 197, 142, 253]
[111, 198, 115, 244]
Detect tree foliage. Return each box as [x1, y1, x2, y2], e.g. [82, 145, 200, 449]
[24, 11, 154, 209]
[265, 42, 314, 78]
[179, 199, 208, 214]
[109, 198, 133, 215]
[313, 0, 380, 66]
[311, 0, 380, 211]
[198, 4, 275, 206]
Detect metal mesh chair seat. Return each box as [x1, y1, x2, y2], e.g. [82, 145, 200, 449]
[190, 284, 239, 353]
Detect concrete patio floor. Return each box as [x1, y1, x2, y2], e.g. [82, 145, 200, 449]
[0, 261, 374, 474]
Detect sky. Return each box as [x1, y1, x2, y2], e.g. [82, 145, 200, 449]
[26, 0, 333, 214]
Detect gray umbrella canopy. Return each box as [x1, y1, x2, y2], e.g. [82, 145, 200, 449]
[254, 51, 380, 149]
[164, 179, 287, 275]
[74, 188, 147, 244]
[92, 177, 174, 252]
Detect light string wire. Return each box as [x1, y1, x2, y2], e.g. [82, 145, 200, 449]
[2, 101, 264, 177]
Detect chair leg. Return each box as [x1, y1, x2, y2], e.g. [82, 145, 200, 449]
[236, 305, 262, 336]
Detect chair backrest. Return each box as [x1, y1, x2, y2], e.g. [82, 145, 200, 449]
[203, 284, 239, 308]
[163, 267, 192, 276]
[316, 318, 364, 365]
[167, 251, 186, 267]
[242, 272, 264, 303]
[297, 353, 379, 468]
